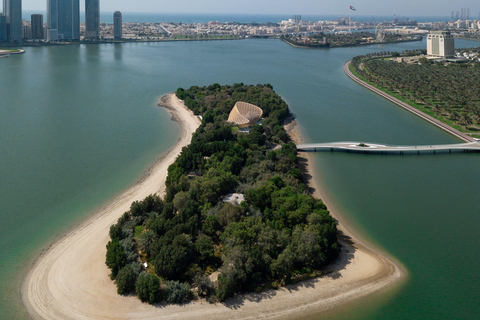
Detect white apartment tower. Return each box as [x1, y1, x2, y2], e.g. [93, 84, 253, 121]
[427, 31, 455, 57]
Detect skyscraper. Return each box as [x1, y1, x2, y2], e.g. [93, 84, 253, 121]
[0, 14, 7, 43]
[3, 0, 22, 42]
[31, 14, 44, 40]
[85, 0, 99, 39]
[47, 0, 80, 41]
[114, 11, 122, 40]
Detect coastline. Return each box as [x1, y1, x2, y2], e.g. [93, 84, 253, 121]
[22, 94, 405, 319]
[0, 38, 243, 49]
[281, 37, 422, 49]
[344, 60, 474, 143]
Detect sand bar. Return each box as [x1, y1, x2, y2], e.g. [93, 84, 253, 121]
[23, 94, 405, 319]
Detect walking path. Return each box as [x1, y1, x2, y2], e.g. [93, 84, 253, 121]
[297, 141, 480, 155]
[344, 61, 474, 143]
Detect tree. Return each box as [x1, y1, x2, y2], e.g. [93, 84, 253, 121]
[136, 272, 162, 304]
[137, 230, 157, 256]
[154, 234, 194, 280]
[116, 264, 136, 294]
[195, 234, 214, 265]
[106, 238, 126, 279]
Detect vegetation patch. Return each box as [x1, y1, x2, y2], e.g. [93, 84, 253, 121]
[106, 83, 340, 304]
[351, 50, 480, 135]
[282, 32, 421, 48]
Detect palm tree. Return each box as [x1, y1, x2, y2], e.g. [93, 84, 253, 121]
[138, 230, 157, 255]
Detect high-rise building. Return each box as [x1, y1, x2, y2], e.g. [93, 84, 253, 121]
[0, 14, 7, 43]
[3, 0, 22, 42]
[22, 23, 31, 39]
[47, 0, 80, 41]
[114, 11, 122, 39]
[427, 31, 455, 58]
[85, 0, 99, 38]
[31, 14, 44, 40]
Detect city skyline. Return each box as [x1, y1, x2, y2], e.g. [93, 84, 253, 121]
[9, 0, 480, 17]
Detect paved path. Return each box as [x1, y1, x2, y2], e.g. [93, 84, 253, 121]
[297, 141, 480, 155]
[344, 61, 474, 143]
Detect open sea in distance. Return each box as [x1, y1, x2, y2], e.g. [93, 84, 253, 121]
[22, 11, 454, 24]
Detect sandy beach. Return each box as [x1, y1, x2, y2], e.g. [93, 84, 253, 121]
[22, 94, 405, 320]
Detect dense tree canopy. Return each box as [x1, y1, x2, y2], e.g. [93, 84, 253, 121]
[106, 84, 339, 304]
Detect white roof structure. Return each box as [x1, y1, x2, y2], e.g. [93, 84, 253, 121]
[223, 193, 245, 205]
[227, 102, 263, 128]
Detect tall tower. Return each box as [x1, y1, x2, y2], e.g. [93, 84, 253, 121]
[31, 14, 44, 40]
[427, 31, 455, 58]
[3, 0, 22, 42]
[85, 0, 99, 39]
[113, 11, 122, 40]
[0, 14, 7, 43]
[47, 0, 80, 40]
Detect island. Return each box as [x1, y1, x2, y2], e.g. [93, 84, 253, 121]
[23, 85, 403, 320]
[105, 84, 340, 303]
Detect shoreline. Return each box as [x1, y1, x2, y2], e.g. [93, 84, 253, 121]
[0, 38, 244, 49]
[22, 93, 405, 319]
[281, 37, 422, 49]
[344, 60, 474, 143]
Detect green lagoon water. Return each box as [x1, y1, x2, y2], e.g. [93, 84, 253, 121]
[1, 39, 479, 319]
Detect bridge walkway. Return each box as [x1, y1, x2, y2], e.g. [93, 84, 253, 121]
[296, 141, 480, 155]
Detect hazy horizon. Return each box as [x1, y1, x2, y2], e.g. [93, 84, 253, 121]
[11, 1, 480, 19]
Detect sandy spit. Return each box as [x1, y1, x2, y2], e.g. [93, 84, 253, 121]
[22, 95, 405, 320]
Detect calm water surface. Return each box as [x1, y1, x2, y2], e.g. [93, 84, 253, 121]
[0, 38, 479, 319]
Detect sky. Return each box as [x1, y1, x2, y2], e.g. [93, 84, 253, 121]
[12, 0, 480, 17]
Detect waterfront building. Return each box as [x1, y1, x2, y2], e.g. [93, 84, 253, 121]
[85, 0, 99, 39]
[22, 23, 31, 39]
[0, 14, 7, 43]
[227, 102, 263, 128]
[31, 14, 44, 40]
[427, 31, 455, 57]
[3, 0, 22, 42]
[113, 11, 122, 39]
[47, 0, 80, 41]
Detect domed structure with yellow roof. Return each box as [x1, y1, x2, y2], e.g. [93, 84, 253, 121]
[227, 102, 263, 129]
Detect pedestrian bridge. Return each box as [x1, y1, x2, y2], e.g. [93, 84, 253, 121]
[296, 141, 480, 155]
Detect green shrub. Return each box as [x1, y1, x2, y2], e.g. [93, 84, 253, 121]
[116, 264, 136, 294]
[164, 281, 192, 304]
[136, 272, 162, 304]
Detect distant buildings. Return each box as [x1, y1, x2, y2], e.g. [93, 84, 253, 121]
[114, 11, 122, 39]
[47, 0, 80, 41]
[85, 0, 100, 39]
[3, 0, 22, 42]
[31, 14, 44, 40]
[22, 22, 31, 39]
[427, 31, 455, 57]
